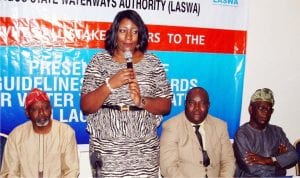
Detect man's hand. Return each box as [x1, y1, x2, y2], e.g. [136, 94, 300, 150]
[277, 143, 288, 154]
[244, 152, 273, 165]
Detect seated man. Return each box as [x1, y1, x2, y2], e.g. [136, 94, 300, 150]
[233, 88, 298, 177]
[0, 88, 80, 178]
[160, 87, 236, 178]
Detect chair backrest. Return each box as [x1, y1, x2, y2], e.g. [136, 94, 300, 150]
[0, 133, 8, 169]
[294, 138, 300, 176]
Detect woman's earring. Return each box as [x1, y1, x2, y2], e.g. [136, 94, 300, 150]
[136, 44, 140, 50]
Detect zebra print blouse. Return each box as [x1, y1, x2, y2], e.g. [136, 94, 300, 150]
[81, 51, 173, 177]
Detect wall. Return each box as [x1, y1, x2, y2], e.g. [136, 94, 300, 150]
[240, 0, 300, 176]
[78, 0, 300, 177]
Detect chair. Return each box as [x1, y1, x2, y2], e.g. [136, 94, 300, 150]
[0, 133, 8, 169]
[294, 138, 300, 176]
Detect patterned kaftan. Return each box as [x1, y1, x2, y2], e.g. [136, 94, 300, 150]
[81, 51, 173, 177]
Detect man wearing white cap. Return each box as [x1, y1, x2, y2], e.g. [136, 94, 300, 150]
[233, 88, 298, 177]
[0, 88, 79, 178]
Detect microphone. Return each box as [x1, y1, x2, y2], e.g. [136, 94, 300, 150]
[125, 50, 133, 69]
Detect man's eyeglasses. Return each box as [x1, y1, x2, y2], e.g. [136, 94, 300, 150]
[256, 105, 273, 112]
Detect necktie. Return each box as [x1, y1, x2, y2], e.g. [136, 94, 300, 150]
[193, 125, 210, 167]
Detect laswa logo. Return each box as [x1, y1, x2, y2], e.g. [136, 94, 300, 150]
[213, 0, 239, 6]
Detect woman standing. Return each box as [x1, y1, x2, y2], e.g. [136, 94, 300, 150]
[80, 9, 173, 177]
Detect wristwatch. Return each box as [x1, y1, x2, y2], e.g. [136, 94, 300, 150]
[271, 156, 277, 163]
[139, 97, 146, 108]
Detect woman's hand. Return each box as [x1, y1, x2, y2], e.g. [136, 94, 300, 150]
[109, 68, 142, 106]
[108, 68, 135, 89]
[128, 78, 142, 106]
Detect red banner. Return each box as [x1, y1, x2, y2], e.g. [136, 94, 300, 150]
[0, 17, 246, 54]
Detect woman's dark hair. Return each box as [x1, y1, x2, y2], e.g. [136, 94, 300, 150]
[105, 9, 149, 56]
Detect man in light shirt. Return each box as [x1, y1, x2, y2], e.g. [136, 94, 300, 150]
[0, 88, 80, 178]
[160, 87, 235, 178]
